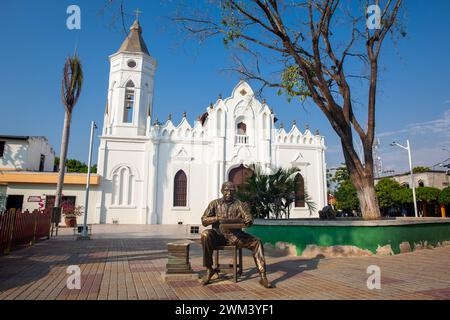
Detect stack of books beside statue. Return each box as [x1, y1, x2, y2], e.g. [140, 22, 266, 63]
[166, 242, 195, 274]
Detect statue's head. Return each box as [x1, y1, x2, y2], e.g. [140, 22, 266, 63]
[221, 181, 236, 203]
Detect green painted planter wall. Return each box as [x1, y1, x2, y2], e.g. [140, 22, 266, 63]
[247, 223, 450, 255]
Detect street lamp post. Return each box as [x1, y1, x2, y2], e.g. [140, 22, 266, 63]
[391, 140, 418, 218]
[81, 121, 97, 238]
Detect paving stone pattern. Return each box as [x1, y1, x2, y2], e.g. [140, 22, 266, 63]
[0, 225, 449, 300]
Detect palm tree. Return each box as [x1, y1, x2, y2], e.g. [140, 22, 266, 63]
[237, 164, 273, 219]
[237, 164, 317, 219]
[53, 54, 83, 235]
[266, 166, 299, 219]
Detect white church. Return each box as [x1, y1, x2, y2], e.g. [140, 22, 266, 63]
[91, 19, 328, 225]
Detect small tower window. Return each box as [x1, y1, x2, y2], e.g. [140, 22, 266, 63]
[235, 121, 249, 144]
[127, 60, 137, 68]
[123, 81, 135, 123]
[237, 122, 247, 135]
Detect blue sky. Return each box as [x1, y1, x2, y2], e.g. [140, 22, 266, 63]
[1, 0, 449, 174]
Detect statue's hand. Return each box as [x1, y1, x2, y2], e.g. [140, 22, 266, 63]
[202, 216, 221, 227]
[244, 219, 253, 227]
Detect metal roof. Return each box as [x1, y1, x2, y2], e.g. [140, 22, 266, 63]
[117, 20, 150, 55]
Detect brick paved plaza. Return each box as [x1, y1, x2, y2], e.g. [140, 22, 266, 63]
[0, 225, 449, 300]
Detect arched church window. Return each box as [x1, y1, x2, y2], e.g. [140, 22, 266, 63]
[418, 180, 425, 187]
[262, 113, 268, 139]
[123, 81, 135, 123]
[119, 168, 126, 204]
[111, 166, 135, 206]
[112, 174, 119, 205]
[173, 170, 187, 207]
[294, 173, 305, 208]
[237, 122, 247, 135]
[217, 109, 223, 135]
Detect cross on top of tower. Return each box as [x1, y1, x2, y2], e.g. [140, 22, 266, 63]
[134, 8, 142, 21]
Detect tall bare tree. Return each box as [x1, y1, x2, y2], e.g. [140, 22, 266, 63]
[173, 0, 403, 219]
[54, 55, 83, 233]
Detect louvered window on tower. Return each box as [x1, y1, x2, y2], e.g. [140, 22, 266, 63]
[123, 89, 135, 123]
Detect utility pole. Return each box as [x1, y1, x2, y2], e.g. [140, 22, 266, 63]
[391, 140, 418, 218]
[81, 121, 97, 238]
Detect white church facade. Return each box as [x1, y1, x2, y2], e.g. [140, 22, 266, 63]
[91, 19, 328, 225]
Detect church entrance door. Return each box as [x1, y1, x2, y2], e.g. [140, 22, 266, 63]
[228, 164, 253, 188]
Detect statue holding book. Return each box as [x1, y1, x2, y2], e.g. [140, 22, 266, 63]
[201, 181, 272, 288]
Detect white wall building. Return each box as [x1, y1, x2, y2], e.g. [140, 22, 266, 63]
[3, 177, 99, 215]
[0, 135, 55, 172]
[375, 171, 450, 190]
[92, 20, 328, 225]
[0, 134, 55, 212]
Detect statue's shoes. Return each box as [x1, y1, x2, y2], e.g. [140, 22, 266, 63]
[202, 269, 217, 286]
[259, 277, 273, 289]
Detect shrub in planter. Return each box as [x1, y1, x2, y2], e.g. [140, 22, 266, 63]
[62, 205, 84, 227]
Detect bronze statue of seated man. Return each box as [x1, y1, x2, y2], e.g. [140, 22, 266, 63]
[201, 181, 272, 288]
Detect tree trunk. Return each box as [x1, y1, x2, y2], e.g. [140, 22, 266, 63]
[349, 172, 381, 220]
[356, 179, 380, 220]
[55, 111, 72, 209]
[422, 203, 428, 217]
[341, 138, 381, 220]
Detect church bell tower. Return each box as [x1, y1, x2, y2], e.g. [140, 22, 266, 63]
[103, 18, 157, 137]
